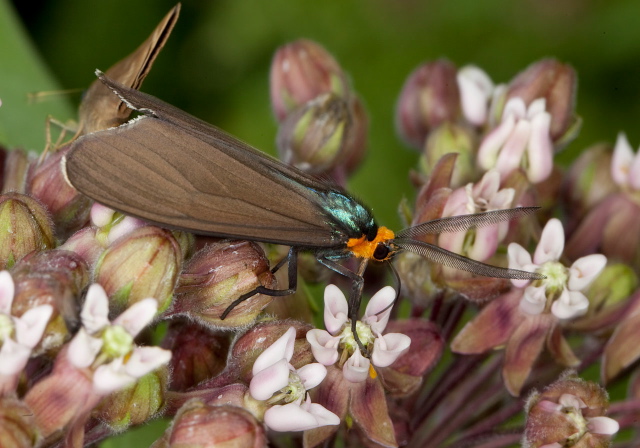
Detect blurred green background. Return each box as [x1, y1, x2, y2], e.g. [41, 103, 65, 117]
[2, 0, 639, 445]
[4, 0, 640, 231]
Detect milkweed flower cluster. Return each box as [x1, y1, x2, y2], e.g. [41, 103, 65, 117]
[0, 7, 635, 447]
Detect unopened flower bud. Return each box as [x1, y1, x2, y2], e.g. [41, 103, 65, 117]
[94, 226, 182, 314]
[152, 400, 266, 448]
[396, 59, 461, 149]
[270, 39, 349, 122]
[59, 226, 104, 267]
[26, 145, 92, 239]
[163, 321, 230, 391]
[420, 122, 477, 188]
[277, 93, 351, 174]
[506, 59, 579, 145]
[96, 366, 169, 432]
[563, 143, 616, 227]
[0, 193, 55, 269]
[524, 372, 618, 448]
[0, 396, 40, 448]
[172, 241, 275, 328]
[341, 95, 369, 176]
[2, 148, 33, 193]
[11, 250, 89, 354]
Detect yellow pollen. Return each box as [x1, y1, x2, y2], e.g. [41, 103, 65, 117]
[369, 364, 377, 379]
[347, 226, 395, 259]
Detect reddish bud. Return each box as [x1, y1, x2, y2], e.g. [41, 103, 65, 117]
[270, 39, 349, 122]
[163, 321, 231, 391]
[396, 59, 461, 149]
[26, 146, 92, 239]
[506, 59, 579, 144]
[2, 148, 32, 194]
[172, 241, 275, 328]
[0, 396, 40, 448]
[153, 400, 266, 448]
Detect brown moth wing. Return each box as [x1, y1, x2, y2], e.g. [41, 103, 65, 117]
[65, 114, 343, 247]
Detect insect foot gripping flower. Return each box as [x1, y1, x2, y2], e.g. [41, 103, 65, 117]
[524, 372, 619, 448]
[0, 270, 52, 395]
[248, 327, 339, 432]
[566, 133, 640, 270]
[453, 218, 607, 396]
[24, 283, 171, 439]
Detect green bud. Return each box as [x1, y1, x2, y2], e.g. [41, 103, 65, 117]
[586, 263, 638, 312]
[97, 366, 169, 432]
[95, 226, 182, 315]
[277, 93, 351, 174]
[0, 193, 55, 269]
[420, 123, 477, 188]
[0, 396, 40, 448]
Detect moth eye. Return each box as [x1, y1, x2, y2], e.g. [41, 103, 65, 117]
[373, 243, 390, 261]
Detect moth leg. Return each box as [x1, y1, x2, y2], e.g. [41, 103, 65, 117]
[220, 247, 298, 319]
[317, 257, 369, 356]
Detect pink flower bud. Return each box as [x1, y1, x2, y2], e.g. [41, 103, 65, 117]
[0, 396, 40, 447]
[157, 400, 266, 448]
[525, 372, 618, 447]
[2, 148, 32, 193]
[506, 59, 579, 144]
[270, 39, 349, 121]
[396, 59, 461, 149]
[26, 146, 92, 239]
[172, 241, 275, 329]
[163, 321, 230, 391]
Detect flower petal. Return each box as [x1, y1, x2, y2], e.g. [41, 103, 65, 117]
[526, 111, 553, 183]
[520, 285, 547, 316]
[323, 285, 348, 335]
[372, 333, 411, 368]
[67, 328, 103, 368]
[297, 363, 327, 391]
[0, 338, 31, 375]
[90, 203, 115, 227]
[342, 350, 370, 383]
[250, 358, 291, 401]
[568, 254, 607, 291]
[13, 305, 53, 348]
[0, 271, 15, 314]
[264, 397, 339, 432]
[252, 327, 296, 375]
[124, 346, 172, 378]
[108, 216, 147, 244]
[457, 65, 494, 126]
[363, 286, 396, 333]
[113, 298, 158, 337]
[81, 284, 111, 334]
[587, 416, 619, 435]
[306, 329, 340, 366]
[495, 119, 531, 178]
[92, 358, 134, 395]
[508, 243, 535, 288]
[477, 115, 516, 170]
[611, 132, 634, 187]
[534, 218, 564, 265]
[551, 290, 589, 320]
